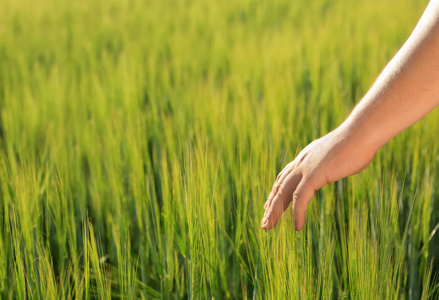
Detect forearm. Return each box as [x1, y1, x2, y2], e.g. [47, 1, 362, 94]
[340, 0, 439, 150]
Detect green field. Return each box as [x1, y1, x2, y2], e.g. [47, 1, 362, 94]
[1, 0, 438, 298]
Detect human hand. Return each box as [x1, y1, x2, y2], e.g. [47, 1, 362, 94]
[261, 0, 439, 232]
[261, 126, 377, 231]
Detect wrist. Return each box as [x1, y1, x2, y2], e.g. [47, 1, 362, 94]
[334, 120, 381, 155]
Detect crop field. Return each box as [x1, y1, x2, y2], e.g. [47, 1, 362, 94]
[1, 0, 439, 298]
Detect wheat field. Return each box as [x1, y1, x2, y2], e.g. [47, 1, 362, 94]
[1, 0, 438, 298]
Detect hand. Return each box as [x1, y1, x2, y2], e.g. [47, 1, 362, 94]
[261, 126, 377, 231]
[261, 0, 439, 231]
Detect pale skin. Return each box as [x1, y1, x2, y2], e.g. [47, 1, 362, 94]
[261, 0, 439, 231]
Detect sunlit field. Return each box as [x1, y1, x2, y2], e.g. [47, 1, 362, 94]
[1, 0, 438, 298]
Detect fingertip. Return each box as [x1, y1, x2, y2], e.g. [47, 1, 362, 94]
[294, 219, 305, 231]
[260, 212, 279, 229]
[262, 202, 277, 228]
[260, 217, 268, 228]
[262, 218, 277, 230]
[293, 211, 305, 231]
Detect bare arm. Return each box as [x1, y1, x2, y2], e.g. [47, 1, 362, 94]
[261, 0, 439, 231]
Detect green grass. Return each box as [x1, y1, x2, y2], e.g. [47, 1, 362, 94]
[0, 0, 438, 298]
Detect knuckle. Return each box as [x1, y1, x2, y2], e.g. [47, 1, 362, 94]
[277, 191, 284, 199]
[292, 192, 301, 204]
[278, 184, 286, 196]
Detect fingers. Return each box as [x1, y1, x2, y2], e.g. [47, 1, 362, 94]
[261, 171, 302, 229]
[264, 162, 295, 211]
[292, 179, 315, 231]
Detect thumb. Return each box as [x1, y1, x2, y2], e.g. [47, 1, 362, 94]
[292, 177, 315, 231]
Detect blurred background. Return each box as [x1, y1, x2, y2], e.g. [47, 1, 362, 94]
[0, 0, 438, 298]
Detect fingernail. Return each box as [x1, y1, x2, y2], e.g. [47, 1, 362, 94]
[261, 217, 268, 227]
